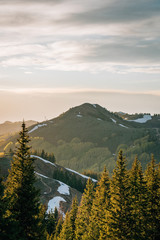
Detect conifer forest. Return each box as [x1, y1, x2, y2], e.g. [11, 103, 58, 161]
[0, 123, 160, 240]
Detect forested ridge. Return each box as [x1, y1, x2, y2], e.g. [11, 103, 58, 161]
[53, 151, 160, 240]
[1, 103, 160, 174]
[0, 122, 160, 240]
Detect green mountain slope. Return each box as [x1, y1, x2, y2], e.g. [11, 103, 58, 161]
[0, 154, 88, 215]
[1, 103, 160, 172]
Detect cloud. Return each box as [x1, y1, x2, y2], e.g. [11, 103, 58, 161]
[0, 0, 159, 74]
[1, 39, 160, 74]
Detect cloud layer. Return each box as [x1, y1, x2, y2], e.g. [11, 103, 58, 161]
[0, 0, 160, 73]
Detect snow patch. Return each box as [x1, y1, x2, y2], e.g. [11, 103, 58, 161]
[65, 168, 97, 183]
[127, 115, 152, 123]
[97, 118, 102, 121]
[31, 155, 56, 167]
[57, 181, 70, 195]
[35, 171, 49, 179]
[47, 196, 66, 215]
[119, 124, 128, 129]
[77, 114, 82, 117]
[111, 118, 116, 124]
[93, 104, 97, 108]
[28, 123, 47, 133]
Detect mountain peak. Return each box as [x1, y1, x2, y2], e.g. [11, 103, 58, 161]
[57, 103, 111, 121]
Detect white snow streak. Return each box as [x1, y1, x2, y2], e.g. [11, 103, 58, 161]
[119, 124, 128, 129]
[65, 168, 97, 183]
[110, 118, 116, 123]
[77, 114, 82, 117]
[127, 115, 152, 123]
[47, 196, 66, 214]
[31, 155, 56, 167]
[57, 181, 70, 195]
[28, 123, 47, 133]
[35, 171, 49, 179]
[97, 118, 102, 121]
[93, 104, 97, 108]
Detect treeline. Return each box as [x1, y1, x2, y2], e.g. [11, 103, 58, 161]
[32, 149, 56, 163]
[49, 151, 160, 240]
[53, 168, 86, 193]
[81, 170, 100, 180]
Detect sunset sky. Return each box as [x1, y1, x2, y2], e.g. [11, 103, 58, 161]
[0, 0, 160, 122]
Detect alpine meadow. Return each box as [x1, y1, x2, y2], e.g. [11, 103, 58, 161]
[0, 0, 160, 239]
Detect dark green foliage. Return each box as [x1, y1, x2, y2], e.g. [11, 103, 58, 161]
[75, 178, 95, 239]
[109, 150, 131, 240]
[53, 168, 85, 193]
[4, 122, 45, 240]
[55, 152, 160, 240]
[53, 215, 63, 239]
[0, 172, 7, 239]
[46, 208, 59, 236]
[145, 155, 160, 240]
[128, 157, 148, 240]
[87, 167, 111, 240]
[32, 149, 56, 163]
[3, 103, 160, 174]
[81, 170, 100, 180]
[58, 197, 78, 240]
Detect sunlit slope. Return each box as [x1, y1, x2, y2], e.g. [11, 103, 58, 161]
[1, 103, 160, 173]
[0, 120, 37, 136]
[29, 103, 144, 147]
[27, 103, 160, 172]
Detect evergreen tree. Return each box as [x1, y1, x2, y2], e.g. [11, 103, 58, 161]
[46, 208, 59, 236]
[109, 150, 131, 240]
[53, 215, 63, 240]
[4, 121, 45, 240]
[145, 155, 160, 240]
[58, 197, 78, 240]
[128, 156, 147, 240]
[87, 166, 110, 240]
[57, 212, 70, 240]
[0, 172, 7, 239]
[75, 178, 95, 240]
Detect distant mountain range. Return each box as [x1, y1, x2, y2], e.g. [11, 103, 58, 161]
[0, 120, 37, 136]
[1, 103, 160, 173]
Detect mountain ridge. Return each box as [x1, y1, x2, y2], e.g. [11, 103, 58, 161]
[1, 103, 160, 173]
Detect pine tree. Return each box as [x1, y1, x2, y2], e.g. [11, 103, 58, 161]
[75, 178, 95, 240]
[109, 150, 131, 240]
[46, 208, 59, 236]
[58, 196, 78, 240]
[4, 121, 45, 240]
[57, 212, 70, 240]
[87, 166, 110, 240]
[0, 172, 7, 239]
[53, 215, 63, 240]
[145, 155, 160, 240]
[128, 156, 147, 240]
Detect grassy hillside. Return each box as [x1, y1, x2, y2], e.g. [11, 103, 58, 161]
[1, 103, 160, 173]
[0, 154, 86, 214]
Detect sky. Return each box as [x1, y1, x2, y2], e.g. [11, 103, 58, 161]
[0, 0, 160, 123]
